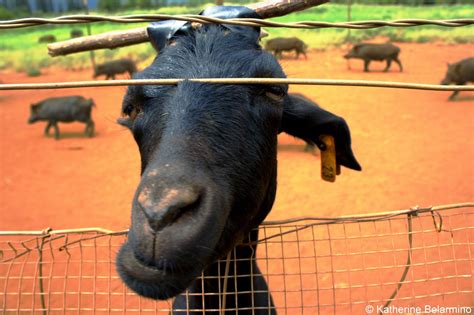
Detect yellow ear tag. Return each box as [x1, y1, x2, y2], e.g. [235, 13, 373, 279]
[320, 135, 338, 182]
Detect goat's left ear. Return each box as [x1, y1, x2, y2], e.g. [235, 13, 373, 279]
[280, 94, 362, 171]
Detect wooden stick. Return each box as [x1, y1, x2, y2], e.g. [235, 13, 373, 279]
[48, 28, 149, 56]
[47, 0, 328, 57]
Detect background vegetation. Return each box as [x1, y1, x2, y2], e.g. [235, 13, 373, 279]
[0, 4, 472, 74]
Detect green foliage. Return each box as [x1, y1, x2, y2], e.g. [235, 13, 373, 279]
[99, 0, 122, 12]
[268, 4, 473, 48]
[126, 0, 152, 9]
[0, 6, 15, 20]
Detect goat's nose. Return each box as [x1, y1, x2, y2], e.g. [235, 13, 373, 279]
[137, 187, 200, 232]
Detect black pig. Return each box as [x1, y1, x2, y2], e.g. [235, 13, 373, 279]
[441, 57, 474, 100]
[265, 37, 308, 59]
[28, 96, 95, 139]
[38, 34, 56, 43]
[70, 29, 84, 38]
[344, 43, 403, 72]
[93, 59, 137, 80]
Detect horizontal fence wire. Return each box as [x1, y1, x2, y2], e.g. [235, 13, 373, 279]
[1, 78, 473, 91]
[1, 14, 473, 92]
[1, 203, 471, 236]
[0, 15, 473, 29]
[1, 203, 473, 314]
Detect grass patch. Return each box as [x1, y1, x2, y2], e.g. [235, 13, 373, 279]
[0, 4, 472, 72]
[268, 4, 473, 47]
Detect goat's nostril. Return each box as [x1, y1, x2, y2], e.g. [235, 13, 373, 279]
[137, 187, 201, 231]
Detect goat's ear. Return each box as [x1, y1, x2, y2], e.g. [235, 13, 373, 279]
[280, 94, 362, 171]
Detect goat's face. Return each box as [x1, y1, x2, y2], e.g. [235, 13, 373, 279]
[116, 26, 286, 300]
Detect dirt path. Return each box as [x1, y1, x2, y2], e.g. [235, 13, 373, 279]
[0, 43, 473, 231]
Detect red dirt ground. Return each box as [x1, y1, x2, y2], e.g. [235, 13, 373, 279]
[0, 42, 473, 313]
[1, 43, 472, 230]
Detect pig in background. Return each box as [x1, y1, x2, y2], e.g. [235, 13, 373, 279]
[70, 29, 84, 38]
[93, 59, 137, 80]
[441, 57, 474, 101]
[38, 34, 56, 43]
[265, 37, 308, 59]
[28, 96, 95, 140]
[344, 43, 403, 72]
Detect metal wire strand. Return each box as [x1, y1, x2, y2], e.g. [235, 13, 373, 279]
[0, 14, 473, 29]
[0, 202, 471, 237]
[1, 78, 473, 91]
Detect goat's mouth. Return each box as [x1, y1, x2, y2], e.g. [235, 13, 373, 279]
[116, 242, 203, 300]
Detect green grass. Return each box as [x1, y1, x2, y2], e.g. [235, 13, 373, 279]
[268, 4, 474, 47]
[0, 4, 472, 73]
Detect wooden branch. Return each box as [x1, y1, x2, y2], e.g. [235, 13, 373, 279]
[48, 28, 148, 57]
[48, 0, 328, 57]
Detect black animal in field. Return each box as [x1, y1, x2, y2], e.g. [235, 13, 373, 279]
[115, 6, 361, 314]
[441, 57, 474, 100]
[264, 37, 308, 59]
[344, 43, 403, 72]
[28, 96, 95, 139]
[38, 34, 56, 43]
[93, 59, 137, 80]
[70, 29, 84, 38]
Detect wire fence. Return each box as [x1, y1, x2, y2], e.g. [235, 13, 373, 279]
[1, 7, 473, 315]
[1, 78, 473, 91]
[1, 15, 473, 29]
[0, 13, 473, 91]
[1, 203, 472, 314]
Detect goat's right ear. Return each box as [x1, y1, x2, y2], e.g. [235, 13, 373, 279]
[280, 94, 362, 172]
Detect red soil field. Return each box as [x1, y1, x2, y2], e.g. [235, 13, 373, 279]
[0, 43, 473, 313]
[1, 43, 472, 230]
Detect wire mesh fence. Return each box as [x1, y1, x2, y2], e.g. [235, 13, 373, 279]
[1, 204, 472, 314]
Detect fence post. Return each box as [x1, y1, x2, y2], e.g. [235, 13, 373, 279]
[82, 0, 96, 70]
[345, 0, 352, 70]
[346, 0, 352, 43]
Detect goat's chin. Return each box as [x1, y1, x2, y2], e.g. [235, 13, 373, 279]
[116, 243, 200, 300]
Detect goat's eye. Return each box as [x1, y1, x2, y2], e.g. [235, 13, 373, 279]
[123, 103, 141, 121]
[265, 86, 286, 102]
